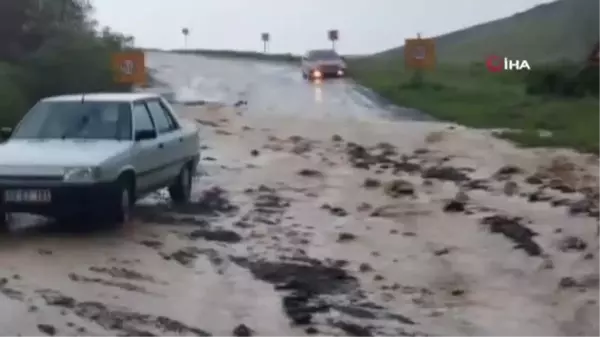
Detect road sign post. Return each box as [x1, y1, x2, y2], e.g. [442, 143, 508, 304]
[111, 50, 146, 87]
[261, 33, 270, 53]
[182, 28, 190, 49]
[404, 35, 436, 70]
[404, 34, 436, 86]
[328, 30, 339, 50]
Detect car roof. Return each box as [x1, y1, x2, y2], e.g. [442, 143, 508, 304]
[41, 92, 160, 103]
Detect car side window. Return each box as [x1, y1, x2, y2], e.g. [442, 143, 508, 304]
[158, 100, 180, 129]
[132, 103, 155, 133]
[146, 100, 177, 134]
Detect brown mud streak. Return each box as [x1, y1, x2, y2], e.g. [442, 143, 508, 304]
[230, 256, 419, 335]
[35, 289, 212, 336]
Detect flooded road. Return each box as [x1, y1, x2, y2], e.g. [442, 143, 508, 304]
[145, 52, 430, 121]
[0, 51, 598, 336]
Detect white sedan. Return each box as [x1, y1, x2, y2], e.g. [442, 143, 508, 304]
[0, 92, 201, 228]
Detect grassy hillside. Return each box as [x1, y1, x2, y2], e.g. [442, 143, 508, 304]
[372, 0, 599, 65]
[349, 0, 599, 153]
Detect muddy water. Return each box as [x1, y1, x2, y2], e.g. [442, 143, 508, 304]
[0, 52, 598, 336]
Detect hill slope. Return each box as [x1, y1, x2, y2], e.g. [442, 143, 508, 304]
[371, 0, 599, 64]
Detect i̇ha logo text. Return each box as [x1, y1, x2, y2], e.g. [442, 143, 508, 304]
[486, 55, 531, 72]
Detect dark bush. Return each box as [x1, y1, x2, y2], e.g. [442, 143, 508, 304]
[525, 62, 598, 97]
[0, 0, 135, 127]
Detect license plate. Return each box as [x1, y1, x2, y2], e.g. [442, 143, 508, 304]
[4, 189, 51, 203]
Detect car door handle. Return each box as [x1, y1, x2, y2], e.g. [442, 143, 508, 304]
[179, 137, 183, 142]
[158, 143, 164, 149]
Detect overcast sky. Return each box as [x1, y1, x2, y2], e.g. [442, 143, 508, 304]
[91, 0, 556, 55]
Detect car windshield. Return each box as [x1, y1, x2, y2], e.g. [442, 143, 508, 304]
[10, 100, 132, 141]
[308, 50, 340, 61]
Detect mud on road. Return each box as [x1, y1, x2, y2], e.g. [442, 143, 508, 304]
[0, 101, 597, 336]
[1, 52, 599, 336]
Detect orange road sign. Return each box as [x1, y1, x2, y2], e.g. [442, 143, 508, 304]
[588, 42, 599, 66]
[111, 51, 146, 85]
[404, 38, 436, 70]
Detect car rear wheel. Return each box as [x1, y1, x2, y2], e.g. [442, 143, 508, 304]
[169, 164, 192, 205]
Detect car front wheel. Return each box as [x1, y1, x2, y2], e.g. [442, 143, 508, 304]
[169, 164, 192, 205]
[106, 178, 133, 226]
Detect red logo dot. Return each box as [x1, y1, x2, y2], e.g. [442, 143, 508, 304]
[486, 55, 503, 72]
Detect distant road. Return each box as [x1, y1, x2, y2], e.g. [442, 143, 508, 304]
[145, 51, 431, 121]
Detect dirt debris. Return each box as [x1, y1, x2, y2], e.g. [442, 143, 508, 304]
[167, 247, 206, 267]
[37, 324, 57, 336]
[443, 200, 466, 213]
[493, 165, 524, 180]
[233, 324, 253, 336]
[480, 215, 542, 256]
[297, 168, 323, 178]
[88, 266, 157, 283]
[231, 257, 361, 327]
[363, 178, 381, 189]
[290, 140, 313, 155]
[322, 203, 349, 217]
[68, 273, 150, 294]
[337, 232, 357, 243]
[332, 321, 373, 336]
[356, 202, 373, 212]
[558, 236, 588, 252]
[463, 179, 491, 191]
[383, 179, 415, 198]
[422, 166, 469, 182]
[503, 181, 519, 196]
[187, 228, 242, 243]
[176, 186, 239, 215]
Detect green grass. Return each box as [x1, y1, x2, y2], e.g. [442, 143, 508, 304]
[348, 60, 599, 153]
[346, 0, 599, 153]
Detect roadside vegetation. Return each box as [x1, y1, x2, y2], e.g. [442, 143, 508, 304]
[0, 0, 135, 128]
[348, 0, 599, 153]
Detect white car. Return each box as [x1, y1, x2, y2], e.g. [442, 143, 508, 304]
[0, 92, 200, 228]
[301, 49, 347, 80]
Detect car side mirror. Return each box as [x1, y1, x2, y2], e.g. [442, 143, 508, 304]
[135, 129, 156, 141]
[0, 127, 13, 140]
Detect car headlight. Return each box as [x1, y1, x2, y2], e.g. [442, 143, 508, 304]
[63, 167, 101, 182]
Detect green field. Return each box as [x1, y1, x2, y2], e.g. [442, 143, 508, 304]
[348, 0, 599, 153]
